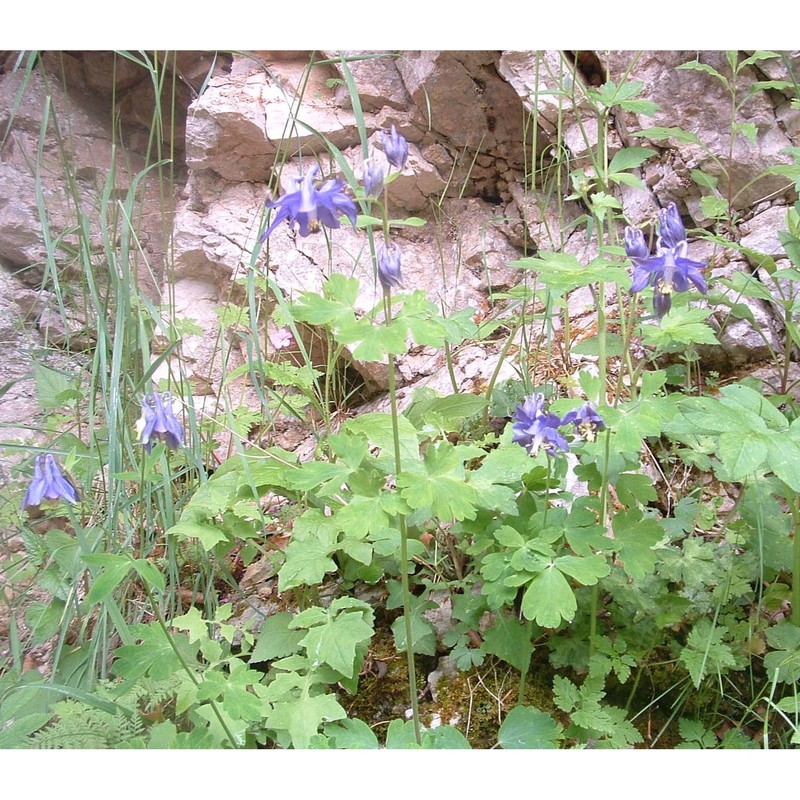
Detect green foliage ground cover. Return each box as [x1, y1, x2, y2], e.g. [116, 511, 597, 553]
[2, 50, 800, 750]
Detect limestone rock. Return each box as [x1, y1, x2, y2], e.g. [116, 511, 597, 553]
[739, 205, 792, 260]
[604, 50, 794, 211]
[185, 54, 361, 182]
[326, 50, 410, 111]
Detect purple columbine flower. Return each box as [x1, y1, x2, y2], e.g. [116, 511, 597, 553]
[380, 124, 409, 171]
[362, 158, 386, 199]
[625, 202, 708, 318]
[561, 401, 605, 443]
[511, 393, 568, 456]
[260, 164, 358, 241]
[23, 453, 79, 509]
[137, 391, 184, 453]
[377, 241, 403, 291]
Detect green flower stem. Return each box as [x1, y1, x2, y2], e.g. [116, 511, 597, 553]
[444, 340, 459, 395]
[615, 285, 639, 406]
[384, 288, 422, 745]
[517, 619, 534, 707]
[590, 426, 613, 660]
[482, 311, 527, 427]
[792, 493, 800, 627]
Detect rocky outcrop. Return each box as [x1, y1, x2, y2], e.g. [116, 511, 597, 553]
[2, 49, 800, 469]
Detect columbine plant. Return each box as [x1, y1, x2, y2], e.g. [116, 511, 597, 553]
[22, 453, 79, 509]
[512, 394, 569, 455]
[626, 202, 708, 318]
[260, 163, 359, 240]
[136, 391, 184, 452]
[561, 401, 606, 443]
[512, 394, 604, 456]
[258, 127, 424, 744]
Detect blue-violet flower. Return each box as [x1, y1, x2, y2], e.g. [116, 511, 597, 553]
[381, 124, 409, 171]
[260, 164, 358, 241]
[512, 393, 568, 456]
[625, 202, 708, 318]
[137, 391, 184, 453]
[377, 241, 403, 291]
[363, 158, 386, 199]
[23, 453, 79, 509]
[561, 401, 605, 443]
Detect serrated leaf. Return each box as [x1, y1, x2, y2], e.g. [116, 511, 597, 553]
[734, 121, 758, 144]
[766, 434, 800, 491]
[168, 516, 230, 550]
[298, 611, 373, 678]
[510, 252, 625, 295]
[397, 441, 482, 522]
[611, 509, 663, 580]
[84, 556, 132, 605]
[481, 612, 533, 673]
[392, 609, 437, 656]
[718, 432, 769, 479]
[282, 460, 351, 493]
[339, 316, 409, 361]
[615, 472, 659, 506]
[700, 195, 728, 220]
[680, 620, 737, 688]
[33, 362, 77, 409]
[278, 540, 338, 592]
[497, 706, 562, 749]
[345, 412, 420, 465]
[409, 392, 488, 430]
[267, 689, 346, 749]
[250, 612, 305, 663]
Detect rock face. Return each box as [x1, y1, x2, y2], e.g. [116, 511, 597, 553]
[1, 49, 799, 469]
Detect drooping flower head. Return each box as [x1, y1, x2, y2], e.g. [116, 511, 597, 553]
[260, 164, 358, 241]
[137, 391, 184, 453]
[362, 158, 386, 199]
[625, 202, 708, 318]
[23, 453, 79, 509]
[561, 401, 605, 443]
[512, 393, 568, 456]
[380, 124, 409, 171]
[377, 241, 403, 291]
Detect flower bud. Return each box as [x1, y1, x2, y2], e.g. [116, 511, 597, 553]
[380, 124, 409, 171]
[362, 158, 385, 198]
[377, 241, 403, 291]
[624, 226, 649, 262]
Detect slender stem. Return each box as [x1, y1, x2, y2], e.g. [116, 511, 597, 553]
[590, 427, 613, 660]
[782, 304, 793, 395]
[792, 494, 800, 627]
[385, 288, 421, 744]
[517, 619, 534, 707]
[444, 341, 459, 395]
[482, 311, 527, 427]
